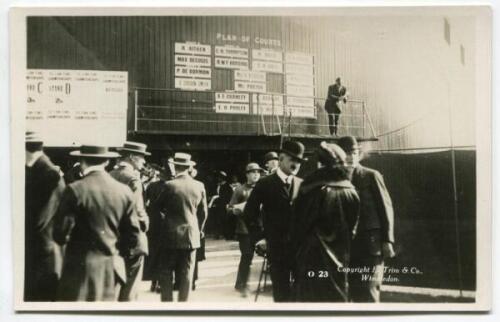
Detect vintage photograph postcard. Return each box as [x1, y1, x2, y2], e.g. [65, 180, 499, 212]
[9, 5, 491, 312]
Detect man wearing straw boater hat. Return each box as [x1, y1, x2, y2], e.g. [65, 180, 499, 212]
[24, 131, 66, 301]
[110, 141, 151, 301]
[53, 145, 141, 301]
[244, 140, 306, 302]
[157, 152, 208, 302]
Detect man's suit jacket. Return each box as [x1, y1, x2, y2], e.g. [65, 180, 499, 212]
[350, 165, 394, 244]
[158, 174, 208, 249]
[324, 84, 347, 114]
[244, 172, 302, 245]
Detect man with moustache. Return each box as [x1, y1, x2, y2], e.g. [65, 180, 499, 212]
[337, 136, 395, 302]
[244, 141, 306, 302]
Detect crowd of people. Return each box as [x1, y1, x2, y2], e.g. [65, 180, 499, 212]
[25, 130, 395, 303]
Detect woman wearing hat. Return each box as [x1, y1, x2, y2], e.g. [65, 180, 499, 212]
[227, 162, 265, 297]
[290, 142, 360, 302]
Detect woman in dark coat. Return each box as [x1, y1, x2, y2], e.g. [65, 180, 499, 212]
[290, 142, 360, 302]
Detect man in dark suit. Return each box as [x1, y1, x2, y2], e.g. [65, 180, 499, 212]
[110, 141, 150, 301]
[337, 136, 395, 302]
[324, 77, 347, 136]
[157, 152, 208, 302]
[53, 145, 141, 301]
[24, 131, 65, 301]
[244, 141, 306, 302]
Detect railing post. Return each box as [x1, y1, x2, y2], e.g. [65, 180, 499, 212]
[134, 88, 138, 132]
[362, 101, 366, 138]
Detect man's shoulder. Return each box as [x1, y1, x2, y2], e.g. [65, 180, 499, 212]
[356, 165, 381, 179]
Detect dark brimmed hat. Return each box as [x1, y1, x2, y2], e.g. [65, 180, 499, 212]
[317, 141, 346, 166]
[168, 152, 196, 166]
[70, 145, 120, 158]
[245, 162, 265, 173]
[116, 141, 151, 156]
[26, 131, 43, 143]
[280, 141, 307, 162]
[337, 136, 360, 153]
[264, 151, 279, 163]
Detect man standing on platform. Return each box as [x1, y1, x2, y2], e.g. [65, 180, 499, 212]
[337, 136, 396, 302]
[110, 141, 151, 301]
[244, 141, 306, 302]
[53, 145, 141, 301]
[158, 153, 208, 302]
[25, 131, 65, 301]
[324, 77, 347, 136]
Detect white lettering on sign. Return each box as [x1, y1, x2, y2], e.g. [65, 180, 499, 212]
[285, 63, 313, 76]
[286, 84, 314, 97]
[285, 52, 314, 65]
[174, 43, 211, 56]
[26, 69, 128, 147]
[175, 66, 212, 79]
[215, 92, 249, 103]
[215, 103, 250, 114]
[285, 106, 316, 118]
[234, 70, 266, 83]
[215, 57, 249, 70]
[215, 46, 249, 59]
[252, 60, 283, 73]
[235, 81, 266, 93]
[175, 54, 211, 67]
[254, 37, 282, 47]
[175, 78, 211, 91]
[287, 96, 315, 107]
[252, 49, 283, 62]
[252, 94, 284, 106]
[286, 73, 314, 87]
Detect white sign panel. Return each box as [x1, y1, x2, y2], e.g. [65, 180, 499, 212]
[234, 70, 266, 83]
[252, 49, 283, 62]
[286, 74, 314, 87]
[175, 54, 211, 67]
[286, 84, 314, 97]
[235, 81, 266, 93]
[175, 42, 211, 56]
[253, 104, 285, 116]
[174, 66, 211, 79]
[252, 60, 283, 73]
[26, 69, 128, 147]
[285, 106, 316, 118]
[215, 103, 249, 114]
[215, 92, 249, 103]
[285, 52, 314, 65]
[175, 78, 211, 91]
[252, 94, 284, 106]
[215, 57, 249, 70]
[285, 63, 314, 76]
[215, 46, 248, 59]
[287, 96, 315, 107]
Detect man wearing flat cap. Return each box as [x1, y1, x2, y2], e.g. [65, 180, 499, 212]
[244, 140, 306, 302]
[157, 153, 208, 302]
[290, 142, 360, 302]
[53, 145, 141, 301]
[25, 131, 65, 301]
[337, 136, 395, 302]
[110, 141, 151, 301]
[228, 162, 265, 297]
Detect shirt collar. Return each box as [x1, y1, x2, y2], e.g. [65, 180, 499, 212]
[26, 151, 43, 167]
[82, 165, 106, 176]
[276, 167, 293, 184]
[175, 170, 190, 178]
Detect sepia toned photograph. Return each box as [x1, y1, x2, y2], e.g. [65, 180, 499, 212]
[9, 5, 491, 311]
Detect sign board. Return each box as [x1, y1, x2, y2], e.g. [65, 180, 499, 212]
[215, 103, 250, 114]
[285, 106, 316, 118]
[26, 69, 128, 147]
[175, 42, 211, 56]
[174, 66, 212, 79]
[215, 46, 248, 59]
[215, 57, 249, 70]
[234, 70, 266, 83]
[287, 96, 315, 107]
[285, 52, 314, 65]
[252, 49, 283, 62]
[235, 81, 266, 93]
[253, 104, 285, 116]
[286, 84, 314, 97]
[215, 92, 249, 103]
[285, 63, 313, 76]
[175, 78, 211, 91]
[175, 54, 211, 67]
[252, 60, 283, 73]
[285, 74, 314, 87]
[252, 94, 284, 106]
